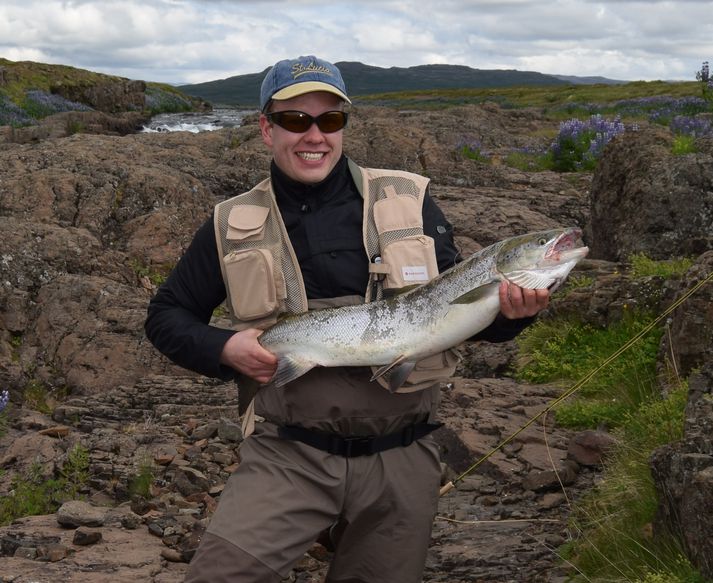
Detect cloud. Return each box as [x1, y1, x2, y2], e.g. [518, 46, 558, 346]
[0, 0, 710, 84]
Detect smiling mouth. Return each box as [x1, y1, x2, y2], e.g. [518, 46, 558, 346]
[297, 152, 325, 161]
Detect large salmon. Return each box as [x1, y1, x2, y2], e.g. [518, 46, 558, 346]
[259, 227, 588, 390]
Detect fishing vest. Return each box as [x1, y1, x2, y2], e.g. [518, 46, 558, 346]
[213, 159, 459, 397]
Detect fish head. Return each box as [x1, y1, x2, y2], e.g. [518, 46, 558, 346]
[496, 227, 589, 291]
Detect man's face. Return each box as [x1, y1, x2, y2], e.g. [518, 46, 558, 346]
[259, 91, 345, 185]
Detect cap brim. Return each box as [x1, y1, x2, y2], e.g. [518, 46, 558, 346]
[271, 81, 351, 104]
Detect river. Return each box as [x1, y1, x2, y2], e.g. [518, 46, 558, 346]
[140, 107, 256, 133]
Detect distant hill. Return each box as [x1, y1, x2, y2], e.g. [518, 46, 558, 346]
[553, 74, 627, 85]
[178, 62, 626, 107]
[0, 57, 206, 127]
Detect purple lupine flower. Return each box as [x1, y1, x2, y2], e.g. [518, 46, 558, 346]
[455, 136, 490, 160]
[670, 115, 713, 137]
[0, 389, 8, 413]
[549, 114, 629, 171]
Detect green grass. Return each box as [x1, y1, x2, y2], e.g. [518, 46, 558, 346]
[358, 80, 703, 111]
[629, 253, 694, 279]
[128, 457, 155, 499]
[515, 310, 663, 428]
[671, 134, 698, 155]
[129, 258, 171, 287]
[562, 384, 705, 583]
[0, 443, 89, 526]
[514, 258, 707, 581]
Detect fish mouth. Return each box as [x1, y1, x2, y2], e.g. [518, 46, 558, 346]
[544, 228, 589, 263]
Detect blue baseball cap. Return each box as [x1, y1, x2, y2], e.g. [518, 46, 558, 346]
[260, 55, 351, 112]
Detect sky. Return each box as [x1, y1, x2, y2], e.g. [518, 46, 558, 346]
[0, 0, 711, 86]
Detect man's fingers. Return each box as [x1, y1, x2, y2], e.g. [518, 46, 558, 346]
[499, 282, 550, 318]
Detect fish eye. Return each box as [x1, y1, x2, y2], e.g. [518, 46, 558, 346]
[538, 237, 547, 246]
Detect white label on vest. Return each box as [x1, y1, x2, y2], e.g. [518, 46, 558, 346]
[402, 265, 429, 282]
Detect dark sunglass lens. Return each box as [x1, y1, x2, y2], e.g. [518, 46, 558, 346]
[316, 111, 348, 133]
[271, 111, 311, 132]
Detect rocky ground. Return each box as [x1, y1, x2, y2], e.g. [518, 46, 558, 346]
[0, 368, 606, 583]
[1, 102, 712, 582]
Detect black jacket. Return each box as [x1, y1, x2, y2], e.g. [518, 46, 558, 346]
[145, 156, 529, 379]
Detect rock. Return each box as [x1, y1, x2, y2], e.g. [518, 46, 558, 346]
[589, 128, 713, 261]
[657, 251, 713, 382]
[521, 463, 578, 492]
[539, 492, 567, 509]
[160, 547, 185, 562]
[38, 542, 72, 562]
[651, 362, 713, 579]
[56, 501, 107, 528]
[38, 425, 72, 438]
[567, 430, 619, 467]
[217, 418, 243, 443]
[72, 528, 103, 546]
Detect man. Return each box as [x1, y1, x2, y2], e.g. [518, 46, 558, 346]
[145, 55, 548, 583]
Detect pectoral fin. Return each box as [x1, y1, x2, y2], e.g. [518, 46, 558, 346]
[371, 355, 417, 393]
[450, 282, 500, 304]
[266, 356, 316, 388]
[506, 271, 554, 289]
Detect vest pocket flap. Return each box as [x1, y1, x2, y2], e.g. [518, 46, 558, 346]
[227, 205, 270, 241]
[373, 195, 422, 233]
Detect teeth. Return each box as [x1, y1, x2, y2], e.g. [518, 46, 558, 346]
[298, 152, 324, 161]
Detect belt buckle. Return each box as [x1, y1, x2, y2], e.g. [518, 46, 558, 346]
[342, 435, 375, 457]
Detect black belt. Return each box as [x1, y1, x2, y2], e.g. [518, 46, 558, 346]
[277, 422, 443, 458]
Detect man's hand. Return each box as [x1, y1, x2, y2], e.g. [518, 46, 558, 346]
[499, 281, 549, 319]
[219, 328, 278, 384]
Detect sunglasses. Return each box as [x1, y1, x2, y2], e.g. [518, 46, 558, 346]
[266, 110, 349, 134]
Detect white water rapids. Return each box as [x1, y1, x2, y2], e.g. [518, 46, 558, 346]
[141, 107, 256, 133]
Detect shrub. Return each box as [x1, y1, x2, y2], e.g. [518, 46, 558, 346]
[548, 115, 627, 172]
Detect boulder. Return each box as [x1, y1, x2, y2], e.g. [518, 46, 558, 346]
[657, 251, 713, 382]
[650, 362, 713, 579]
[589, 128, 713, 261]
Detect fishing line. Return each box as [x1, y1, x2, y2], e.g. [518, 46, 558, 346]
[439, 269, 713, 497]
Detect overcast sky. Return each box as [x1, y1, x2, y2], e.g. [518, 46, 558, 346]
[1, 0, 711, 86]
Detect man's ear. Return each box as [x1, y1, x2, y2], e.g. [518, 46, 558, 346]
[259, 114, 273, 146]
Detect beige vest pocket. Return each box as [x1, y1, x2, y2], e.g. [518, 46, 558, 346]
[226, 205, 270, 241]
[373, 193, 422, 232]
[381, 235, 438, 290]
[223, 249, 278, 320]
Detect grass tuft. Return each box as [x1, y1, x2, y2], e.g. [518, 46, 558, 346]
[0, 443, 90, 526]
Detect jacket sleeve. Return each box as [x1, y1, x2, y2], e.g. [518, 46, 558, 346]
[144, 214, 237, 379]
[422, 190, 533, 343]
